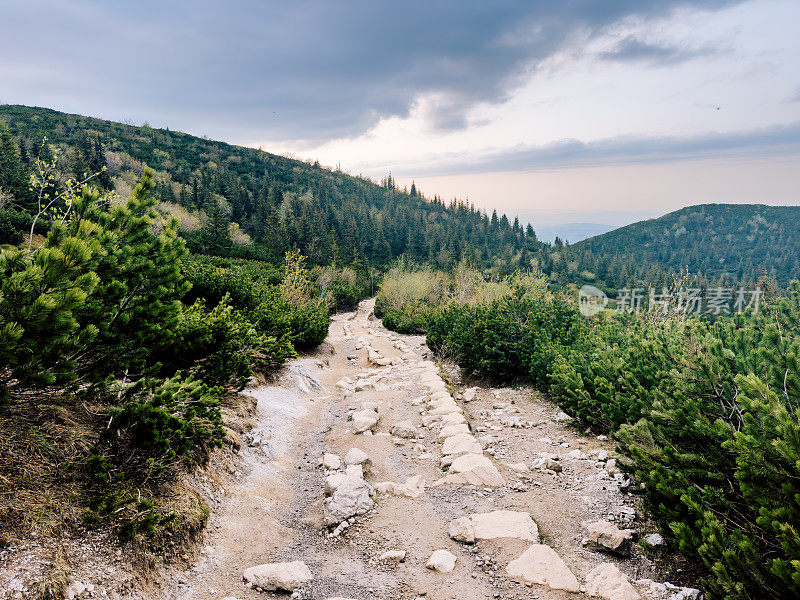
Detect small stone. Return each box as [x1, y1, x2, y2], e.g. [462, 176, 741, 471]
[426, 549, 457, 573]
[505, 544, 580, 592]
[380, 549, 407, 562]
[390, 420, 417, 438]
[322, 453, 341, 470]
[585, 563, 640, 600]
[243, 561, 313, 592]
[644, 533, 665, 548]
[583, 521, 634, 556]
[344, 447, 370, 466]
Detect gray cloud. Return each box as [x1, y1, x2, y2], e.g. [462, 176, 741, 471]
[596, 35, 720, 65]
[385, 121, 800, 176]
[0, 0, 741, 143]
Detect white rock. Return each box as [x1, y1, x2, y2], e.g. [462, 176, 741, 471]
[323, 475, 374, 525]
[345, 464, 364, 479]
[243, 561, 313, 592]
[505, 544, 580, 592]
[606, 458, 620, 475]
[374, 475, 426, 498]
[441, 412, 467, 426]
[433, 454, 505, 487]
[324, 473, 349, 495]
[441, 433, 483, 456]
[429, 403, 463, 416]
[322, 453, 342, 470]
[449, 510, 539, 544]
[380, 549, 406, 562]
[344, 447, 370, 466]
[351, 409, 379, 433]
[585, 563, 640, 600]
[426, 549, 456, 573]
[438, 423, 471, 439]
[390, 420, 417, 438]
[583, 521, 634, 556]
[505, 462, 529, 473]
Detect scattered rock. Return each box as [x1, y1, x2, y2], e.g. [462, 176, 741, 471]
[505, 544, 580, 592]
[426, 549, 457, 573]
[585, 563, 640, 600]
[323, 475, 374, 525]
[322, 453, 342, 470]
[243, 561, 313, 592]
[351, 409, 379, 433]
[374, 475, 426, 498]
[583, 521, 634, 556]
[449, 510, 539, 544]
[345, 464, 364, 478]
[344, 447, 370, 466]
[380, 549, 407, 562]
[644, 533, 665, 548]
[390, 420, 417, 438]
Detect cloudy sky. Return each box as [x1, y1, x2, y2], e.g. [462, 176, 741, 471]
[3, 0, 799, 224]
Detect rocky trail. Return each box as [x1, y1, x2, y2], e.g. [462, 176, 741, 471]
[165, 298, 698, 600]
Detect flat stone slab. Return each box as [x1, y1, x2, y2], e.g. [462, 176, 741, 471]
[449, 510, 539, 543]
[505, 544, 580, 593]
[441, 432, 483, 456]
[433, 453, 505, 487]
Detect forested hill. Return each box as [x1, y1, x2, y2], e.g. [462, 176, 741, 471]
[0, 104, 539, 271]
[566, 204, 800, 287]
[1, 105, 797, 288]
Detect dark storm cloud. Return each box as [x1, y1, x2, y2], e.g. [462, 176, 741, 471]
[596, 36, 720, 65]
[397, 122, 800, 175]
[1, 0, 742, 142]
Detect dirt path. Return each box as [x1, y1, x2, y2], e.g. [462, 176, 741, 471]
[165, 299, 694, 600]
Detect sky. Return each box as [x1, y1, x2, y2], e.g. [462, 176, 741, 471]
[2, 0, 799, 225]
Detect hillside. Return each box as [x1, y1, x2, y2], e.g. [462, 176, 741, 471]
[1, 105, 797, 290]
[568, 204, 800, 287]
[0, 104, 537, 272]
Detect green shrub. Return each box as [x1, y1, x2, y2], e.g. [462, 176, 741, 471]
[159, 298, 296, 389]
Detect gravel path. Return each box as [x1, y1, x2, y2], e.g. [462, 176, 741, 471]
[165, 299, 696, 600]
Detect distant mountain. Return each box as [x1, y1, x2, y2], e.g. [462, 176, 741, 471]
[567, 204, 800, 287]
[534, 222, 616, 244]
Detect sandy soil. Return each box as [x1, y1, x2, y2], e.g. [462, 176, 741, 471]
[161, 299, 691, 600]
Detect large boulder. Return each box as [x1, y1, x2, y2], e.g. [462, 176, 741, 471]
[426, 549, 457, 573]
[585, 563, 640, 600]
[323, 475, 374, 525]
[243, 561, 313, 591]
[449, 510, 539, 544]
[433, 454, 505, 487]
[505, 544, 580, 593]
[583, 521, 634, 556]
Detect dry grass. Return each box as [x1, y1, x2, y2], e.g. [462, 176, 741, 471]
[34, 547, 71, 600]
[0, 395, 99, 545]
